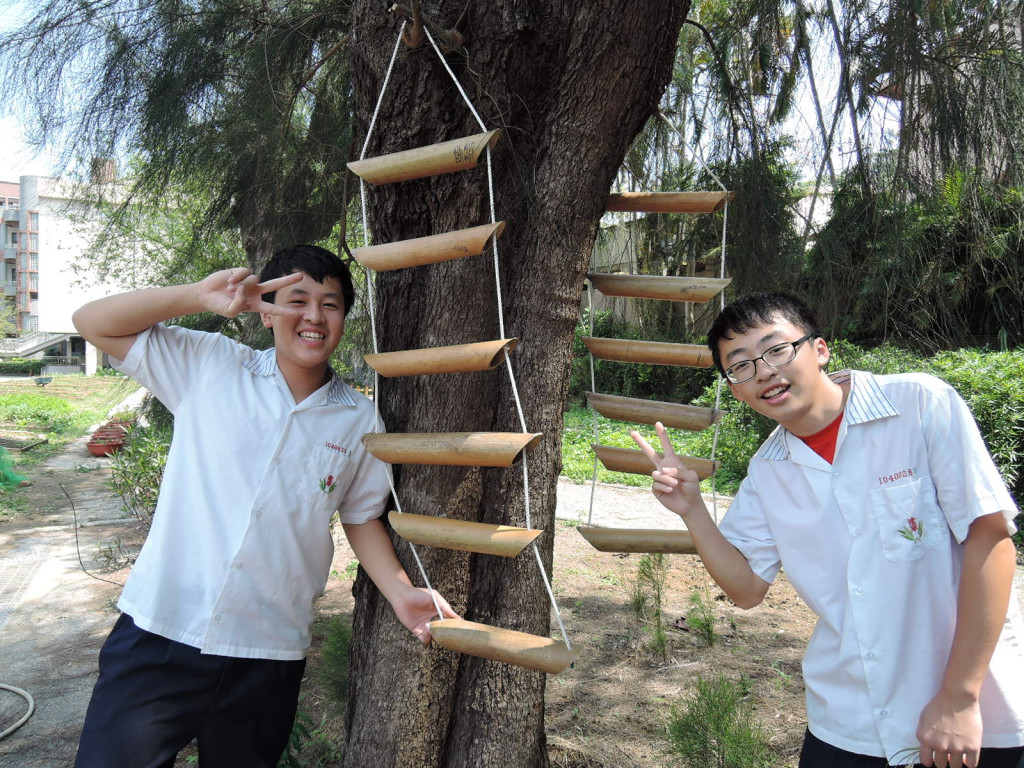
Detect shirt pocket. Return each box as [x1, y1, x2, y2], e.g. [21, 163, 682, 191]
[304, 444, 354, 515]
[869, 477, 942, 564]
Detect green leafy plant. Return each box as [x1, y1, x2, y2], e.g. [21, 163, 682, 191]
[318, 615, 354, 705]
[666, 674, 773, 768]
[109, 425, 172, 526]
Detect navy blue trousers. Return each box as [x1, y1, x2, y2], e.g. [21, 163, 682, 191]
[75, 614, 306, 768]
[799, 729, 1024, 768]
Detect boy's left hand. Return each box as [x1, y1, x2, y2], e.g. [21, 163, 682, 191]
[915, 691, 982, 768]
[392, 586, 459, 644]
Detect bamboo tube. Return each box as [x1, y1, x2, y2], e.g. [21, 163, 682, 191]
[365, 338, 517, 378]
[388, 511, 541, 557]
[362, 432, 542, 467]
[578, 527, 697, 554]
[354, 222, 506, 272]
[347, 130, 501, 185]
[592, 444, 718, 479]
[429, 619, 580, 675]
[582, 337, 713, 368]
[586, 392, 720, 431]
[586, 273, 731, 303]
[606, 191, 735, 213]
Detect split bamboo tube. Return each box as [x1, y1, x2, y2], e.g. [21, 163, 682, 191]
[578, 527, 697, 554]
[429, 619, 580, 674]
[363, 432, 542, 467]
[388, 511, 541, 557]
[606, 191, 735, 213]
[586, 392, 720, 432]
[347, 130, 501, 185]
[582, 337, 713, 368]
[592, 444, 718, 479]
[587, 273, 731, 303]
[365, 338, 517, 378]
[354, 222, 506, 272]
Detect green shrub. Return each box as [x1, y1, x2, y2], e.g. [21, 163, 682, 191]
[110, 424, 172, 525]
[633, 553, 669, 660]
[667, 675, 773, 768]
[0, 359, 45, 375]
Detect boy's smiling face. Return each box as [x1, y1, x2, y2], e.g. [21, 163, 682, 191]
[261, 271, 345, 381]
[718, 316, 837, 436]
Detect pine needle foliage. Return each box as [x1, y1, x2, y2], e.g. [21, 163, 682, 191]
[666, 674, 773, 768]
[0, 0, 355, 266]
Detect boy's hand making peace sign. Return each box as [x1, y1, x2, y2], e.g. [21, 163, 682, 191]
[630, 421, 706, 520]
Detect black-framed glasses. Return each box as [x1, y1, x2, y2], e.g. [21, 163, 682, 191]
[723, 334, 815, 384]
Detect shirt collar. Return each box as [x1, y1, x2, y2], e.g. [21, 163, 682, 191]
[243, 347, 355, 406]
[759, 369, 900, 461]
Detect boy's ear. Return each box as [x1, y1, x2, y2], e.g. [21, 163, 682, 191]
[816, 337, 831, 368]
[260, 312, 274, 329]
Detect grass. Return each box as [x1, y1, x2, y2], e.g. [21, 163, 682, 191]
[0, 373, 141, 517]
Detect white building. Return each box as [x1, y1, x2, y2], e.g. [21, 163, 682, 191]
[0, 171, 131, 372]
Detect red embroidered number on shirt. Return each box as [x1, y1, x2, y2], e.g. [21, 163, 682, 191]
[877, 468, 914, 485]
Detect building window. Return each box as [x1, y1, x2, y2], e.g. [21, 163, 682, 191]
[30, 274, 38, 291]
[29, 212, 38, 230]
[9, 232, 17, 245]
[8, 199, 18, 210]
[29, 254, 38, 270]
[29, 233, 38, 250]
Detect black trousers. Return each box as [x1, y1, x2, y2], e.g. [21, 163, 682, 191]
[799, 729, 1024, 768]
[75, 613, 306, 768]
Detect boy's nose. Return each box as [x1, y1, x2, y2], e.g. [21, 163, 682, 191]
[303, 303, 323, 322]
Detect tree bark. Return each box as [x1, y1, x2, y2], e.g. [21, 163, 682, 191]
[344, 2, 689, 766]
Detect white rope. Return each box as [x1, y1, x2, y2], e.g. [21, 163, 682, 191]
[359, 22, 407, 161]
[586, 284, 599, 526]
[708, 198, 731, 522]
[356, 24, 444, 621]
[422, 27, 570, 649]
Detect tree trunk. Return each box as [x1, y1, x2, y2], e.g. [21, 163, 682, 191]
[343, 2, 689, 766]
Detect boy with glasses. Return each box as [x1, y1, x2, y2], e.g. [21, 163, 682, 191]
[632, 292, 1023, 768]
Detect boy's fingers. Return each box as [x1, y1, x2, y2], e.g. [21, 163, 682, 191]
[630, 430, 661, 468]
[257, 272, 304, 294]
[655, 422, 678, 459]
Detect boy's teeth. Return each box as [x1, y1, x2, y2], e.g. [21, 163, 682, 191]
[763, 386, 786, 398]
[299, 332, 325, 340]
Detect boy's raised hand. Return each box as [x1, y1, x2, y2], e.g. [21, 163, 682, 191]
[630, 422, 705, 519]
[196, 268, 304, 318]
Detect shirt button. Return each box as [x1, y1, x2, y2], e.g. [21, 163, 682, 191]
[254, 510, 262, 519]
[233, 562, 242, 570]
[213, 614, 222, 622]
[854, 588, 864, 596]
[851, 527, 860, 536]
[866, 652, 876, 659]
[880, 710, 889, 718]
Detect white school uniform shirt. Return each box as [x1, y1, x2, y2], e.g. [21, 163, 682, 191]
[719, 370, 1024, 761]
[113, 324, 390, 660]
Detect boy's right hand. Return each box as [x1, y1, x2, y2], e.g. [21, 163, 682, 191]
[196, 268, 304, 318]
[631, 422, 705, 519]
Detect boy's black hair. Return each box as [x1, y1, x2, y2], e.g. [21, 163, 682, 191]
[258, 244, 355, 317]
[707, 292, 823, 374]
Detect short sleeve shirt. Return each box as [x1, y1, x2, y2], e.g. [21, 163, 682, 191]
[113, 324, 391, 660]
[719, 370, 1024, 760]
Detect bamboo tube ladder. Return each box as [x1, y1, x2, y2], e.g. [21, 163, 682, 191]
[351, 21, 577, 675]
[578, 187, 735, 555]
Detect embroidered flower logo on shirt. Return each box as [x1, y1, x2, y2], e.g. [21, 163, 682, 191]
[319, 474, 338, 494]
[897, 516, 924, 543]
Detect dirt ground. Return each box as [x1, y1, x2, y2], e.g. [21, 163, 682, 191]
[297, 500, 818, 768]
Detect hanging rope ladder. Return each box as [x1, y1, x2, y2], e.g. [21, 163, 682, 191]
[351, 21, 577, 675]
[577, 147, 735, 554]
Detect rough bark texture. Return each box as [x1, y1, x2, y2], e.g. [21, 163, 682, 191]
[345, 3, 689, 766]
